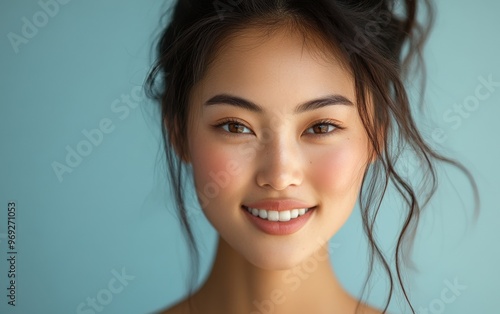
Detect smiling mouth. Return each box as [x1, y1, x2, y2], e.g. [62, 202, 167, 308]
[241, 205, 316, 222]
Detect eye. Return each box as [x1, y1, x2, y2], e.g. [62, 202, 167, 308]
[304, 120, 342, 136]
[214, 118, 253, 135]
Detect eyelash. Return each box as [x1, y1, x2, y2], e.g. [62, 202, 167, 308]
[212, 118, 344, 137]
[212, 118, 254, 137]
[303, 119, 344, 137]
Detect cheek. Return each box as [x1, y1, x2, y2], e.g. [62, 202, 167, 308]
[189, 134, 250, 207]
[191, 141, 230, 194]
[311, 138, 367, 196]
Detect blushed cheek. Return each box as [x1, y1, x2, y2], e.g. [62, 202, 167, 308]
[191, 143, 226, 191]
[312, 141, 367, 195]
[189, 136, 247, 207]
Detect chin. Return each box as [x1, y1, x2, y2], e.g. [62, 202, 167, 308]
[241, 245, 313, 271]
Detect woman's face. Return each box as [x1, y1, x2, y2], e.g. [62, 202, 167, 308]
[186, 27, 372, 270]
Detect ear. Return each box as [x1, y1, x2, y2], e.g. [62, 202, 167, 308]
[369, 125, 385, 164]
[165, 118, 191, 164]
[364, 93, 385, 164]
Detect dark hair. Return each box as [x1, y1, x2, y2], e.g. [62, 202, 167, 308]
[145, 0, 480, 313]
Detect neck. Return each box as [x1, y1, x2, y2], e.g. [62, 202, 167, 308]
[189, 236, 355, 314]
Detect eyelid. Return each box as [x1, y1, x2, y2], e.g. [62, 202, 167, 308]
[212, 117, 254, 136]
[212, 118, 344, 137]
[303, 119, 344, 136]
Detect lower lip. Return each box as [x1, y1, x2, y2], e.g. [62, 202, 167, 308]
[242, 206, 315, 236]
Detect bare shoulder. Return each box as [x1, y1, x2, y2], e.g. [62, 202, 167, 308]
[156, 297, 382, 314]
[356, 301, 385, 314]
[360, 304, 384, 314]
[347, 296, 383, 314]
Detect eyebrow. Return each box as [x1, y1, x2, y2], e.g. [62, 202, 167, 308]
[204, 93, 354, 113]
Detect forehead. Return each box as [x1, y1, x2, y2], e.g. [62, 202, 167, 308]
[190, 25, 355, 112]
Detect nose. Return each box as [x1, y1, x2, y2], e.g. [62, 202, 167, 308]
[255, 133, 304, 190]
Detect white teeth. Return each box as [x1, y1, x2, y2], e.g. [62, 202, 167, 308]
[268, 211, 279, 221]
[245, 207, 310, 221]
[279, 211, 291, 222]
[258, 209, 268, 219]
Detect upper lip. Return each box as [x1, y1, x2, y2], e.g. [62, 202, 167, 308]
[243, 199, 316, 211]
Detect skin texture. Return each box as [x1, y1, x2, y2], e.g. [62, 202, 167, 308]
[161, 25, 380, 314]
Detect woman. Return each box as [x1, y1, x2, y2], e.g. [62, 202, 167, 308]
[146, 0, 479, 313]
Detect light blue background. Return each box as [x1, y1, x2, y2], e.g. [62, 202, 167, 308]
[1, 1, 498, 313]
